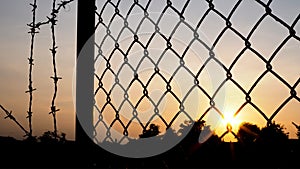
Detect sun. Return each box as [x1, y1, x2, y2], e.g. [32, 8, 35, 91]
[222, 112, 241, 132]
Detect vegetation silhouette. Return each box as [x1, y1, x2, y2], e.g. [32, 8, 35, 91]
[237, 122, 260, 144]
[0, 0, 298, 168]
[257, 121, 289, 143]
[139, 123, 160, 138]
[37, 131, 67, 144]
[0, 120, 299, 168]
[237, 121, 289, 144]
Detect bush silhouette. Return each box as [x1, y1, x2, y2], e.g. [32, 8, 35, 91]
[237, 122, 260, 144]
[177, 120, 205, 146]
[139, 124, 160, 138]
[38, 131, 67, 143]
[257, 121, 288, 143]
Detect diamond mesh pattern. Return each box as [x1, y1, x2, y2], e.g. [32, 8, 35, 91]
[93, 0, 300, 143]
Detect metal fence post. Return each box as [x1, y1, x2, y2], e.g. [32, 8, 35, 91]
[76, 0, 95, 144]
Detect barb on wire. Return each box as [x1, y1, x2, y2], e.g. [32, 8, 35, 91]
[0, 105, 29, 136]
[57, 0, 74, 11]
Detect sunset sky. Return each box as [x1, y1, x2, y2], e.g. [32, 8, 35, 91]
[0, 0, 77, 139]
[0, 0, 299, 142]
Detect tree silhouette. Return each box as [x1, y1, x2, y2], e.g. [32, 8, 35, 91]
[237, 122, 260, 144]
[178, 120, 205, 146]
[258, 121, 288, 143]
[139, 124, 160, 138]
[171, 120, 222, 165]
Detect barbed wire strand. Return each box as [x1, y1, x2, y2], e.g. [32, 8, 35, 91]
[0, 0, 75, 140]
[26, 0, 38, 137]
[48, 0, 59, 139]
[26, 0, 74, 138]
[48, 0, 74, 138]
[0, 105, 29, 136]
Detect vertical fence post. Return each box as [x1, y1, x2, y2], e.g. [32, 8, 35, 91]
[76, 0, 95, 144]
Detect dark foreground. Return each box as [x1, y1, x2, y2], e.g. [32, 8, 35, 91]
[0, 137, 299, 168]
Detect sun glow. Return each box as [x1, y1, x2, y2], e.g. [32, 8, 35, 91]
[214, 112, 243, 142]
[222, 112, 241, 131]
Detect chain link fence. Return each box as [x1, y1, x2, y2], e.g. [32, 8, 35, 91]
[91, 0, 300, 151]
[0, 0, 298, 167]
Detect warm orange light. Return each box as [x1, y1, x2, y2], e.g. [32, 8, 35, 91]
[222, 112, 241, 131]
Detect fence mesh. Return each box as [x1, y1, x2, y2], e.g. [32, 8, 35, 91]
[93, 0, 299, 144]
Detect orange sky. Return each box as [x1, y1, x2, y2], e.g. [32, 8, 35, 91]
[0, 0, 299, 142]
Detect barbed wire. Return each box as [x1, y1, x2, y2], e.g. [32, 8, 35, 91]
[35, 0, 73, 138]
[0, 0, 75, 142]
[2, 0, 297, 144]
[17, 0, 74, 138]
[93, 0, 300, 143]
[26, 0, 38, 137]
[0, 105, 29, 136]
[0, 0, 73, 140]
[48, 0, 74, 138]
